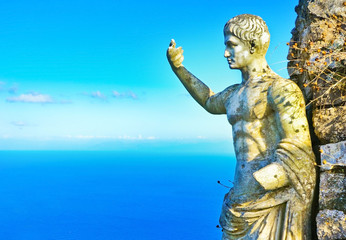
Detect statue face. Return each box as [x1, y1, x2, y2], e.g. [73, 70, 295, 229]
[224, 33, 252, 70]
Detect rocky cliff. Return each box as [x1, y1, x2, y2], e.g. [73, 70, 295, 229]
[288, 0, 345, 239]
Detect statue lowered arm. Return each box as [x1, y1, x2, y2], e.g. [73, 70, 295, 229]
[167, 39, 229, 114]
[254, 80, 315, 197]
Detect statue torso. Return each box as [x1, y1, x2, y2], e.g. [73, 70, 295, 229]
[224, 75, 282, 200]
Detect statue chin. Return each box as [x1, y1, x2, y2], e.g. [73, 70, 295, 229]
[228, 63, 237, 69]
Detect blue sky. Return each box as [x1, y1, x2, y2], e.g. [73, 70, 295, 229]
[0, 0, 297, 150]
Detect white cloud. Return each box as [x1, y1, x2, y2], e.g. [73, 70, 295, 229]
[64, 134, 157, 140]
[91, 91, 106, 100]
[82, 90, 138, 100]
[11, 121, 27, 127]
[196, 136, 207, 139]
[59, 100, 73, 104]
[146, 136, 157, 140]
[83, 91, 107, 100]
[65, 135, 117, 140]
[7, 93, 53, 103]
[116, 135, 157, 140]
[10, 121, 38, 127]
[112, 90, 137, 99]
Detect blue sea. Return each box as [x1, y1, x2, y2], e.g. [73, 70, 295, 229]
[0, 151, 236, 240]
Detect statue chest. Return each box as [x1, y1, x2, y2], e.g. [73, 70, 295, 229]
[225, 83, 271, 125]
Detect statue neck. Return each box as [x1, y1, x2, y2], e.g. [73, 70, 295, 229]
[241, 57, 270, 83]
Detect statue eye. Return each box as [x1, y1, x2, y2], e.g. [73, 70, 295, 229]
[227, 42, 237, 47]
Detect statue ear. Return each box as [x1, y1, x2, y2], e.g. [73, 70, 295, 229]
[250, 40, 256, 54]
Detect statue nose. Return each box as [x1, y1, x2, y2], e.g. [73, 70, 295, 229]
[224, 50, 231, 58]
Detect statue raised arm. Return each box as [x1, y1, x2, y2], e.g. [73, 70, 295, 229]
[167, 39, 236, 114]
[167, 14, 316, 240]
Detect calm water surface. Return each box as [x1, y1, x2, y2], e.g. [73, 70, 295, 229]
[0, 151, 236, 240]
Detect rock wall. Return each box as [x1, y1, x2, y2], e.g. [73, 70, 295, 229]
[288, 0, 346, 239]
[317, 141, 346, 239]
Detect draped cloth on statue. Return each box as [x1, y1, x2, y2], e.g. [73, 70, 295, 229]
[220, 139, 316, 240]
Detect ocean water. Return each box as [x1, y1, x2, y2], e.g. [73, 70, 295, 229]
[0, 151, 236, 240]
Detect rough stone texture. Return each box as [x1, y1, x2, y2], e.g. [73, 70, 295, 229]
[316, 209, 346, 240]
[288, 0, 346, 144]
[319, 141, 346, 212]
[288, 0, 346, 104]
[320, 140, 346, 168]
[313, 106, 346, 144]
[317, 140, 346, 240]
[289, 1, 346, 239]
[319, 171, 346, 211]
[308, 0, 346, 18]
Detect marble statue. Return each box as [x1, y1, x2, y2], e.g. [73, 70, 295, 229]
[167, 14, 316, 239]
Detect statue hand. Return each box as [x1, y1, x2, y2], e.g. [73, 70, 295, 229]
[167, 39, 184, 68]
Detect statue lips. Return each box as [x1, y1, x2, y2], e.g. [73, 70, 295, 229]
[227, 58, 234, 64]
[227, 58, 235, 68]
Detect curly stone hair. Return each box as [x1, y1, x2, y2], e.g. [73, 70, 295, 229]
[224, 14, 270, 54]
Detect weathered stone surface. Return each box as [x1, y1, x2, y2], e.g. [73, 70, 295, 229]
[318, 141, 346, 239]
[312, 76, 346, 107]
[288, 0, 346, 105]
[290, 1, 346, 239]
[288, 0, 346, 146]
[313, 106, 346, 144]
[320, 141, 346, 169]
[316, 209, 346, 240]
[319, 171, 346, 211]
[308, 0, 346, 18]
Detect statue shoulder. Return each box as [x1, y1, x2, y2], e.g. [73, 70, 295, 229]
[205, 83, 240, 114]
[268, 77, 302, 100]
[209, 83, 240, 100]
[222, 84, 241, 97]
[268, 77, 305, 110]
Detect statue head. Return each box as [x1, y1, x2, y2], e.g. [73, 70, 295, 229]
[224, 14, 270, 57]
